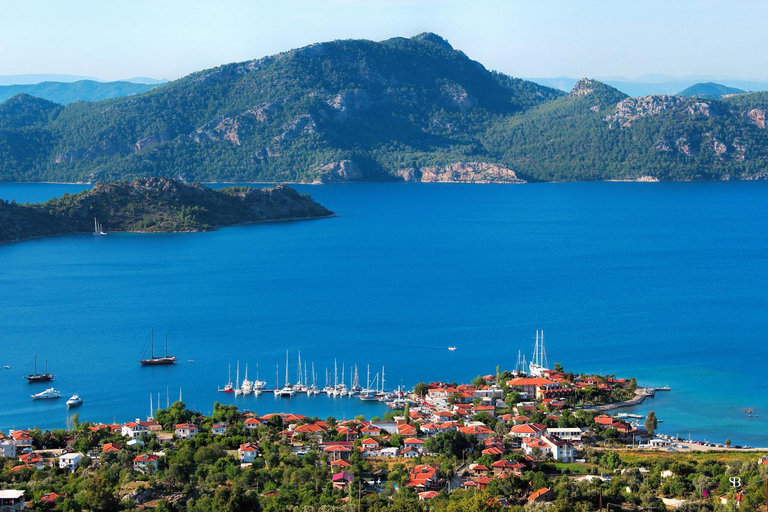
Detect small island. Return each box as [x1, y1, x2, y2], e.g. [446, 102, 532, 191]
[0, 178, 335, 243]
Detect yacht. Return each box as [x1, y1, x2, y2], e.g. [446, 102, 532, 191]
[278, 351, 296, 397]
[528, 330, 550, 377]
[218, 364, 234, 392]
[31, 388, 61, 400]
[93, 217, 107, 236]
[139, 329, 177, 365]
[241, 364, 253, 395]
[448, 346, 457, 351]
[66, 395, 83, 407]
[24, 355, 54, 382]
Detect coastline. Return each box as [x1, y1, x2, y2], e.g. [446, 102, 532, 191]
[581, 387, 649, 413]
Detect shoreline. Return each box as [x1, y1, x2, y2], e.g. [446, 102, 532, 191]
[581, 387, 650, 413]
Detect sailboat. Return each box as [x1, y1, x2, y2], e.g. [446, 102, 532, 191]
[234, 362, 243, 396]
[218, 364, 234, 392]
[528, 330, 550, 377]
[241, 364, 253, 395]
[294, 352, 306, 392]
[359, 365, 378, 401]
[513, 349, 527, 376]
[279, 351, 296, 397]
[140, 329, 177, 365]
[24, 355, 54, 382]
[253, 364, 266, 391]
[93, 217, 107, 236]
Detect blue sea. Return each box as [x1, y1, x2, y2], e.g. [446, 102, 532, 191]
[0, 182, 766, 446]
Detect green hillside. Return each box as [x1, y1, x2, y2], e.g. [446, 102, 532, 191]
[0, 33, 767, 183]
[678, 82, 746, 99]
[0, 80, 160, 105]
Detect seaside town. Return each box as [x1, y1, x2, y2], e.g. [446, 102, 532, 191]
[1, 336, 766, 511]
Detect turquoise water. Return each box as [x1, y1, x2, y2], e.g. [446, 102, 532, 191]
[0, 182, 766, 445]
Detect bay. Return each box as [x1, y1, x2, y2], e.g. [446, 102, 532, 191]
[0, 181, 766, 445]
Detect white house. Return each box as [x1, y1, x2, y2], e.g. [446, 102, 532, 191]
[174, 423, 198, 439]
[546, 428, 587, 441]
[58, 452, 83, 473]
[238, 443, 259, 464]
[0, 439, 16, 458]
[121, 422, 147, 439]
[211, 424, 228, 436]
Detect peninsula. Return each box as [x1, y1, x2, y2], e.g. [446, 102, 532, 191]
[0, 177, 334, 243]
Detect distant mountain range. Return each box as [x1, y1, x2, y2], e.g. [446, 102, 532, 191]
[0, 74, 166, 86]
[528, 77, 768, 98]
[0, 80, 163, 105]
[1, 33, 767, 183]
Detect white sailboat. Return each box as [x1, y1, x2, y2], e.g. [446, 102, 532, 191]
[279, 351, 296, 397]
[528, 330, 550, 377]
[218, 364, 234, 392]
[253, 364, 266, 391]
[93, 217, 107, 236]
[241, 364, 253, 395]
[234, 361, 243, 396]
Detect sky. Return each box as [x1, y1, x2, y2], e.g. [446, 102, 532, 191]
[1, 0, 767, 82]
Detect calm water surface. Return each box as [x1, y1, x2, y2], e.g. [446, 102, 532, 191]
[0, 182, 766, 445]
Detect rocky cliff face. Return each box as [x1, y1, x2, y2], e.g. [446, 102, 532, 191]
[605, 95, 686, 127]
[396, 162, 525, 183]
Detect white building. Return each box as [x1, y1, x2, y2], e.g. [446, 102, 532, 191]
[0, 440, 16, 458]
[174, 423, 198, 439]
[58, 452, 83, 473]
[0, 490, 25, 511]
[121, 422, 147, 439]
[546, 428, 587, 441]
[238, 443, 259, 464]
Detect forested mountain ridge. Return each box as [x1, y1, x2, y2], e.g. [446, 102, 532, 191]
[1, 33, 767, 183]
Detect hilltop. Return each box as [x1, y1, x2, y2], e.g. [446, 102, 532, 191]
[1, 34, 768, 183]
[0, 178, 334, 243]
[678, 82, 746, 99]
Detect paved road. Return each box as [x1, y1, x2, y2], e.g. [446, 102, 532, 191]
[448, 463, 467, 491]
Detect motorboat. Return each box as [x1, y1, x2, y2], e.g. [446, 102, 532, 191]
[66, 395, 83, 407]
[31, 388, 61, 400]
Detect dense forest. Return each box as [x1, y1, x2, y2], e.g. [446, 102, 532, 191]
[0, 33, 767, 183]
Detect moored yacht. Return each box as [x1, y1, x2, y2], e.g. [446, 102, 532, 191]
[31, 388, 61, 400]
[66, 394, 83, 407]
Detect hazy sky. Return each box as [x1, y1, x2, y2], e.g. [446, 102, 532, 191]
[1, 0, 766, 81]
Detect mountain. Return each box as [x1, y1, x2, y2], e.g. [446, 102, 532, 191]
[0, 80, 162, 105]
[1, 33, 768, 183]
[528, 77, 768, 97]
[0, 74, 99, 86]
[678, 82, 746, 99]
[0, 177, 333, 243]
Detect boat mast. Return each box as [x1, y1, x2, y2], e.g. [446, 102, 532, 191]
[284, 351, 289, 387]
[334, 359, 338, 388]
[165, 332, 169, 358]
[541, 330, 548, 369]
[381, 366, 385, 393]
[236, 361, 240, 389]
[150, 328, 155, 359]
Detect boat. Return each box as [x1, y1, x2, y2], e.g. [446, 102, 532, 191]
[234, 362, 243, 396]
[31, 387, 61, 400]
[448, 346, 457, 351]
[24, 355, 54, 382]
[3, 365, 10, 369]
[66, 394, 83, 407]
[139, 329, 177, 365]
[218, 364, 234, 392]
[241, 364, 253, 395]
[93, 217, 107, 236]
[278, 351, 296, 397]
[528, 330, 550, 377]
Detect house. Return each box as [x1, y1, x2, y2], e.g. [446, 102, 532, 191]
[360, 438, 380, 457]
[400, 447, 420, 458]
[509, 423, 546, 438]
[58, 452, 83, 473]
[594, 415, 614, 426]
[211, 423, 228, 436]
[418, 491, 440, 501]
[332, 471, 355, 490]
[476, 476, 492, 490]
[10, 431, 32, 451]
[323, 445, 352, 461]
[506, 377, 557, 398]
[0, 490, 25, 511]
[1, 439, 15, 458]
[491, 459, 525, 477]
[540, 435, 576, 462]
[40, 492, 67, 505]
[458, 424, 494, 439]
[244, 417, 262, 430]
[102, 443, 122, 453]
[379, 447, 399, 458]
[174, 423, 198, 439]
[403, 438, 425, 452]
[292, 422, 326, 441]
[121, 422, 147, 439]
[396, 423, 418, 437]
[469, 464, 490, 476]
[330, 459, 352, 469]
[546, 427, 586, 441]
[238, 443, 259, 464]
[133, 454, 159, 473]
[528, 487, 554, 504]
[139, 420, 162, 432]
[407, 465, 439, 489]
[18, 452, 45, 470]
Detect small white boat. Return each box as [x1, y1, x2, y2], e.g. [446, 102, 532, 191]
[448, 346, 457, 351]
[3, 365, 10, 369]
[66, 395, 83, 407]
[31, 388, 61, 400]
